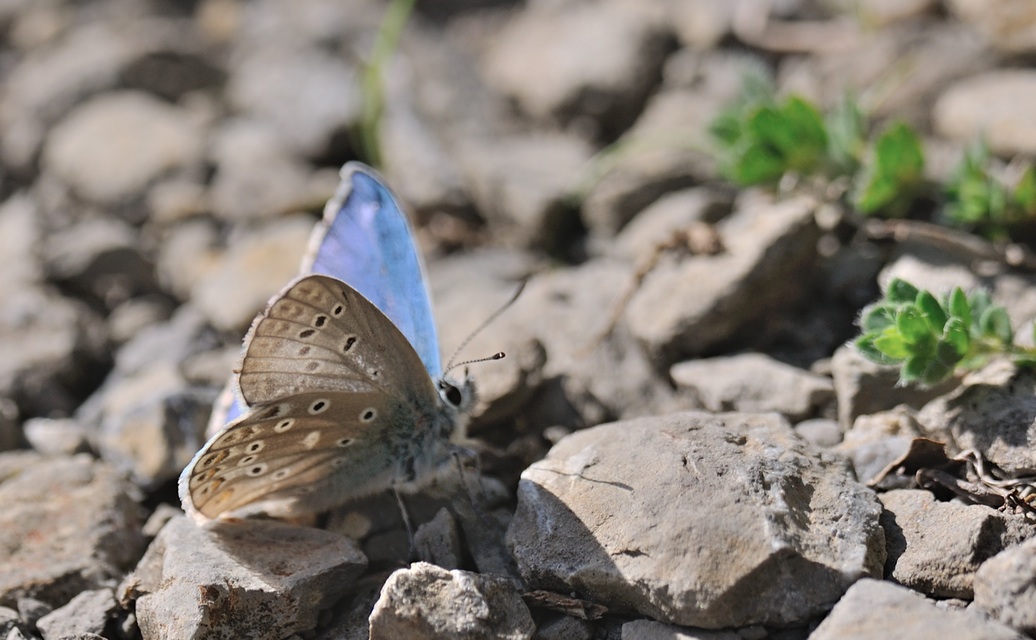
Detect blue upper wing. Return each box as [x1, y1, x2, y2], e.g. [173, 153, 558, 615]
[301, 162, 441, 377]
[219, 162, 440, 427]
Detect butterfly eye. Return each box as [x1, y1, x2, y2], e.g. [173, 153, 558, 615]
[440, 382, 463, 407]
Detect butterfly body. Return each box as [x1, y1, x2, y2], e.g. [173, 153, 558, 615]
[180, 164, 471, 524]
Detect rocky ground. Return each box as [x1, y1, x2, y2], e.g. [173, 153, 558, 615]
[2, 0, 1036, 638]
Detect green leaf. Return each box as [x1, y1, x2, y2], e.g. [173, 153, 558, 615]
[855, 333, 901, 365]
[732, 143, 786, 185]
[825, 94, 866, 174]
[902, 353, 953, 386]
[886, 278, 920, 304]
[872, 329, 911, 360]
[968, 289, 992, 323]
[860, 304, 896, 332]
[915, 291, 947, 331]
[948, 287, 971, 325]
[1014, 166, 1036, 216]
[896, 306, 932, 345]
[942, 317, 969, 357]
[979, 306, 1013, 345]
[901, 354, 926, 383]
[853, 122, 925, 215]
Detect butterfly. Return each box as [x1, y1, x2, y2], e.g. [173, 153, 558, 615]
[179, 163, 474, 523]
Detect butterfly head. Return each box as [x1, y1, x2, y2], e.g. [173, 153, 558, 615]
[437, 371, 476, 414]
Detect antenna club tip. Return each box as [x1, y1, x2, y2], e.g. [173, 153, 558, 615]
[493, 352, 505, 360]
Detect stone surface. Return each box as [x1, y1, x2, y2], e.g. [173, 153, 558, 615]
[43, 91, 204, 204]
[368, 562, 534, 640]
[933, 71, 1036, 156]
[670, 353, 835, 422]
[131, 516, 367, 640]
[830, 345, 953, 428]
[455, 132, 593, 250]
[414, 508, 464, 571]
[0, 453, 144, 608]
[507, 412, 885, 628]
[974, 536, 1036, 636]
[190, 214, 315, 332]
[483, 1, 668, 138]
[808, 578, 1024, 640]
[35, 588, 116, 639]
[948, 0, 1036, 54]
[41, 217, 159, 309]
[836, 408, 922, 485]
[622, 619, 741, 640]
[917, 363, 1036, 474]
[226, 45, 360, 157]
[208, 118, 332, 221]
[879, 489, 1034, 599]
[626, 191, 819, 368]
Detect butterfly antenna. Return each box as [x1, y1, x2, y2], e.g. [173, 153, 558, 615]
[444, 279, 526, 374]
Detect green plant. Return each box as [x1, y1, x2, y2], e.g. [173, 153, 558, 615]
[710, 90, 828, 186]
[851, 121, 926, 217]
[354, 0, 416, 168]
[943, 142, 1036, 237]
[854, 278, 1035, 385]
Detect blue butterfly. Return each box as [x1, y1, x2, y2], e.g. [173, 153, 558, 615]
[179, 163, 473, 522]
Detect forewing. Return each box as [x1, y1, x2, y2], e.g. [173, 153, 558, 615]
[238, 274, 436, 407]
[301, 162, 442, 377]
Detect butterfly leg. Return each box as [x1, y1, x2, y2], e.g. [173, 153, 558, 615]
[392, 484, 418, 560]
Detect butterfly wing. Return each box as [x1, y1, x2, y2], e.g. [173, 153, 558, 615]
[301, 162, 442, 378]
[237, 274, 438, 406]
[216, 163, 441, 429]
[182, 274, 449, 521]
[180, 390, 417, 521]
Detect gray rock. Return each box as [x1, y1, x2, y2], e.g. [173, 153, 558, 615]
[0, 21, 170, 171]
[106, 295, 174, 346]
[482, 1, 669, 138]
[0, 193, 42, 295]
[580, 89, 719, 236]
[830, 346, 953, 428]
[626, 191, 819, 368]
[414, 508, 463, 571]
[132, 516, 366, 640]
[836, 408, 922, 485]
[41, 218, 158, 309]
[808, 578, 1024, 640]
[16, 597, 50, 629]
[611, 188, 731, 261]
[207, 118, 331, 222]
[947, 0, 1036, 54]
[455, 132, 593, 249]
[226, 46, 360, 157]
[795, 418, 843, 448]
[0, 607, 19, 637]
[42, 91, 204, 204]
[974, 536, 1036, 636]
[537, 615, 594, 640]
[779, 21, 990, 126]
[0, 285, 108, 419]
[96, 375, 215, 490]
[36, 588, 115, 640]
[23, 417, 91, 456]
[880, 489, 1033, 599]
[507, 412, 885, 628]
[934, 70, 1036, 156]
[0, 453, 144, 608]
[368, 562, 534, 640]
[621, 619, 741, 640]
[670, 353, 835, 422]
[190, 214, 315, 332]
[917, 362, 1036, 474]
[155, 218, 221, 302]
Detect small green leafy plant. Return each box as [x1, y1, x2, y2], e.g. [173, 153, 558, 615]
[854, 278, 1035, 385]
[943, 142, 1036, 237]
[710, 82, 927, 218]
